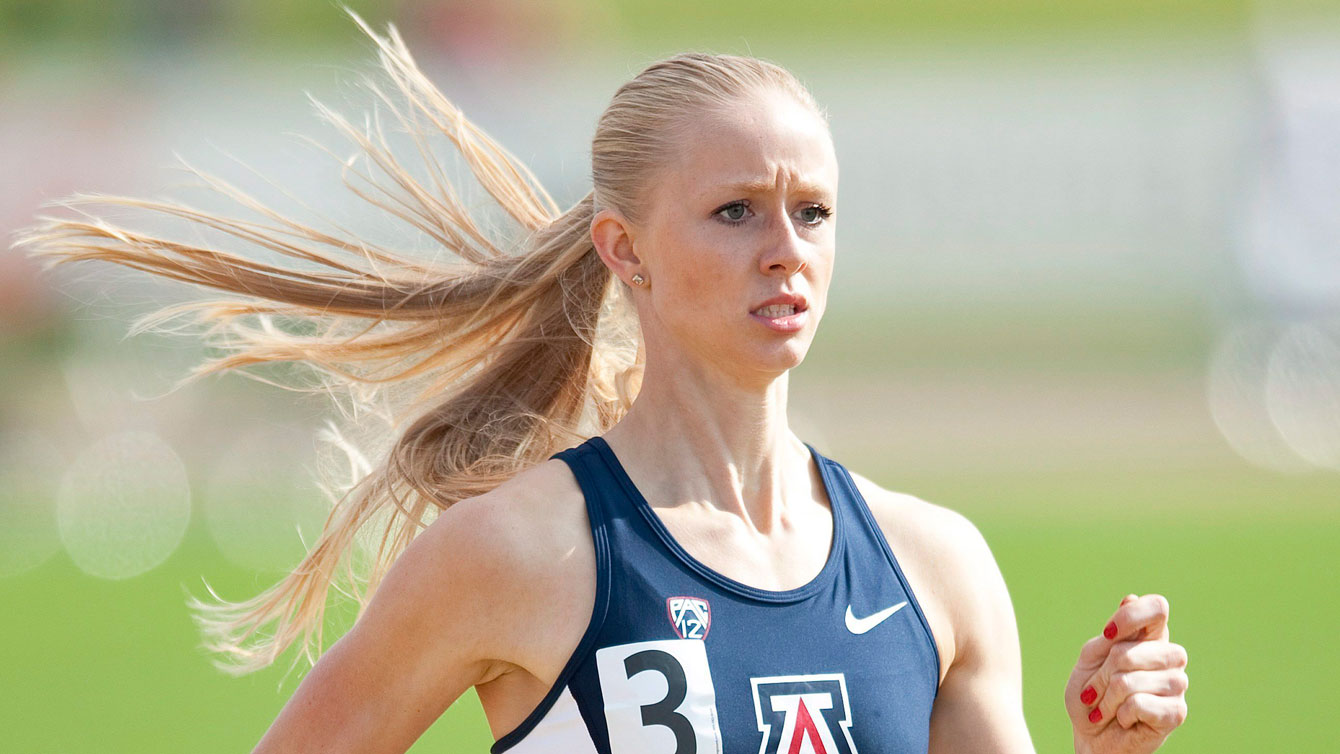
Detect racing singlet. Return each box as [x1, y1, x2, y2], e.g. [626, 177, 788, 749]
[491, 435, 940, 754]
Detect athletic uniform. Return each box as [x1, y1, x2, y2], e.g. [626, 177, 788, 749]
[492, 435, 940, 754]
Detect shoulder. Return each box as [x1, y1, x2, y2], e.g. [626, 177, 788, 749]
[843, 467, 1013, 682]
[391, 455, 596, 678]
[844, 467, 999, 595]
[421, 455, 590, 577]
[256, 455, 594, 745]
[844, 467, 985, 554]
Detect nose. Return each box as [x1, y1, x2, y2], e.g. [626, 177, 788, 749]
[758, 211, 808, 278]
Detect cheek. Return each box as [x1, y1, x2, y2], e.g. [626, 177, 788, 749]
[676, 261, 725, 307]
[810, 246, 836, 299]
[658, 231, 740, 317]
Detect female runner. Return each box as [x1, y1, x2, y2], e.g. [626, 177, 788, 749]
[14, 12, 1188, 754]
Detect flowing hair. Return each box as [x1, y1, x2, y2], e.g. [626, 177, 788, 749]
[9, 8, 823, 678]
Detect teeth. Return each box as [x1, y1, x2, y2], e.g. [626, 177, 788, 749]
[755, 304, 796, 317]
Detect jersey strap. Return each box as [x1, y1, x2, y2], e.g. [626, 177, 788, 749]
[489, 443, 612, 753]
[491, 436, 940, 754]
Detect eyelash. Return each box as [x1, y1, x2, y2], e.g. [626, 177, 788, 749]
[803, 204, 834, 223]
[713, 201, 834, 226]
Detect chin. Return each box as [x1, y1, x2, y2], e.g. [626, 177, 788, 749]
[753, 339, 811, 373]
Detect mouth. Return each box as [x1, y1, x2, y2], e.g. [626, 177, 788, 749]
[749, 295, 810, 332]
[749, 294, 809, 318]
[751, 303, 802, 318]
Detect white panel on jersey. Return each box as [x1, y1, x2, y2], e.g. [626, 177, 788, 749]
[504, 686, 599, 754]
[595, 639, 723, 754]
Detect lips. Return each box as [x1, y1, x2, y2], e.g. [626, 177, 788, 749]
[749, 293, 808, 315]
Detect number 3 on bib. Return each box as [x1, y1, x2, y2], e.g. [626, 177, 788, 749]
[596, 639, 724, 754]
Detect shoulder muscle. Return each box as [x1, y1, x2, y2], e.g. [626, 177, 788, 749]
[252, 457, 593, 754]
[846, 469, 1014, 680]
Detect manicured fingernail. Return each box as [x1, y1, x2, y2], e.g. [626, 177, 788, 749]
[1089, 707, 1103, 723]
[1080, 686, 1097, 705]
[1103, 621, 1118, 640]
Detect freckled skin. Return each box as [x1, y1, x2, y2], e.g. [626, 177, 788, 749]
[629, 89, 839, 391]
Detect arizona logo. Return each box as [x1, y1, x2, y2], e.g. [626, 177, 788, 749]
[750, 674, 858, 754]
[666, 596, 711, 639]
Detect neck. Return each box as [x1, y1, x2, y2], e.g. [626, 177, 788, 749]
[601, 349, 812, 534]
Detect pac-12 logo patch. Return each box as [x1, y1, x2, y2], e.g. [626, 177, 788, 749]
[666, 596, 711, 640]
[751, 673, 858, 754]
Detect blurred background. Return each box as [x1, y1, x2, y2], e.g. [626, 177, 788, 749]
[2, 0, 1338, 751]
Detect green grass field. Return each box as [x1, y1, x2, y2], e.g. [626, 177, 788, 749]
[3, 464, 1334, 753]
[4, 0, 1337, 749]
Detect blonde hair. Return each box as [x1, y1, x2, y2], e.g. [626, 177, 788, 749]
[10, 8, 824, 677]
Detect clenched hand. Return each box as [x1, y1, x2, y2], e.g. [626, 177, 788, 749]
[1065, 594, 1189, 754]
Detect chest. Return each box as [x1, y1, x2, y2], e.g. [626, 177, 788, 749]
[651, 502, 835, 594]
[557, 499, 935, 752]
[490, 439, 942, 753]
[557, 579, 938, 754]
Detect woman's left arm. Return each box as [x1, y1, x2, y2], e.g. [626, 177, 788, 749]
[924, 510, 1036, 754]
[925, 516, 1188, 754]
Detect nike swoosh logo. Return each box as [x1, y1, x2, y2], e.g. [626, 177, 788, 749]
[845, 601, 909, 635]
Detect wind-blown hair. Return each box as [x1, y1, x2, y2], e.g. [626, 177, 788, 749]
[9, 8, 824, 677]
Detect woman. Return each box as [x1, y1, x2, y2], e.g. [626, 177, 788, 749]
[14, 12, 1188, 754]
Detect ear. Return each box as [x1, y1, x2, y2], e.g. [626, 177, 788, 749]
[591, 207, 643, 285]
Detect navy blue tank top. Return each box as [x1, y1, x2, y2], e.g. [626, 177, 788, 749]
[491, 435, 940, 754]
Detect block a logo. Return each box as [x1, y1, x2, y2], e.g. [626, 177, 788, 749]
[750, 673, 858, 754]
[666, 596, 712, 640]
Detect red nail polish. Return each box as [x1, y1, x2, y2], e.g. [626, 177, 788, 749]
[1080, 686, 1097, 705]
[1089, 707, 1103, 723]
[1103, 621, 1118, 640]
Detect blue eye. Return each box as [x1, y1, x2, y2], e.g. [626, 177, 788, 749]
[797, 204, 833, 225]
[715, 201, 749, 223]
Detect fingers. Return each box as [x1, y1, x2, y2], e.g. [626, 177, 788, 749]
[1074, 634, 1112, 671]
[1107, 593, 1171, 643]
[1111, 640, 1189, 673]
[1072, 593, 1172, 672]
[1115, 691, 1189, 731]
[1068, 594, 1187, 733]
[1075, 639, 1188, 719]
[1094, 668, 1190, 726]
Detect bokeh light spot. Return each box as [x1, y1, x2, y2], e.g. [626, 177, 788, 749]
[1266, 320, 1340, 470]
[202, 424, 331, 573]
[56, 431, 191, 579]
[1207, 320, 1314, 472]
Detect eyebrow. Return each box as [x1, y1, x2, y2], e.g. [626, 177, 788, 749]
[720, 178, 832, 197]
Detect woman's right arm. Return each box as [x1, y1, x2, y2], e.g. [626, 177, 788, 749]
[250, 494, 524, 754]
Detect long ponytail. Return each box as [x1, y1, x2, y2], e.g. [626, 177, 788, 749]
[10, 10, 641, 676]
[9, 7, 819, 677]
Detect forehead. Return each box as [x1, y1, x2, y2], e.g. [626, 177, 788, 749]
[659, 89, 837, 199]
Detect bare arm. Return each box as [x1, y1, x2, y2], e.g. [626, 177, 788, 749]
[926, 511, 1036, 754]
[915, 508, 1189, 754]
[251, 497, 516, 754]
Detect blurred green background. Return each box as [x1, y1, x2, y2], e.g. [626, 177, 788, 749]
[3, 1, 1339, 752]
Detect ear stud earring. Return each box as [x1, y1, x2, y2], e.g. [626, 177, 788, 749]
[631, 273, 646, 286]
